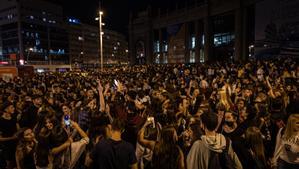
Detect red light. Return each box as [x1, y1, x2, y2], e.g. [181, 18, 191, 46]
[0, 61, 8, 65]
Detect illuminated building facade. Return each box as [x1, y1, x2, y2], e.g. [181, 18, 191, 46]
[0, 0, 69, 65]
[129, 0, 256, 64]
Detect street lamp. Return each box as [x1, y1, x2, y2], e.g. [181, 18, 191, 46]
[26, 47, 33, 64]
[97, 2, 104, 71]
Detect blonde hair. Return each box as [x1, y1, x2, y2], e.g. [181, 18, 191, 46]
[283, 114, 299, 140]
[218, 89, 232, 111]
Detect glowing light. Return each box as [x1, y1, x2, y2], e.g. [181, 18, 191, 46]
[19, 60, 24, 65]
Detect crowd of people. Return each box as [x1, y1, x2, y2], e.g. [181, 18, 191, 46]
[0, 58, 298, 169]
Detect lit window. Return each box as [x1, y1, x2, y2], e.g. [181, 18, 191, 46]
[191, 36, 196, 49]
[155, 54, 160, 64]
[190, 51, 195, 63]
[154, 41, 160, 53]
[7, 14, 13, 20]
[163, 53, 167, 64]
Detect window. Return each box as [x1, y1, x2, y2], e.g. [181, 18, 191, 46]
[190, 51, 195, 63]
[191, 36, 196, 49]
[200, 49, 205, 63]
[154, 41, 160, 53]
[7, 14, 13, 20]
[163, 53, 167, 64]
[213, 32, 235, 47]
[155, 54, 160, 64]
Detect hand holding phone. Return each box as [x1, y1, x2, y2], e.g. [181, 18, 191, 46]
[64, 115, 71, 127]
[147, 117, 155, 128]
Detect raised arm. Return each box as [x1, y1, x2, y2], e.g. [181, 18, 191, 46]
[266, 76, 276, 98]
[71, 121, 89, 140]
[137, 121, 156, 150]
[97, 79, 105, 112]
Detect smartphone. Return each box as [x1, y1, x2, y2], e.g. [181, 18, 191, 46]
[64, 115, 71, 127]
[114, 79, 118, 86]
[147, 117, 155, 128]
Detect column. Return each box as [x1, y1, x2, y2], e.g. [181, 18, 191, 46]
[185, 23, 190, 63]
[234, 1, 242, 62]
[128, 13, 136, 65]
[17, 2, 24, 64]
[204, 16, 212, 62]
[195, 20, 201, 63]
[159, 29, 163, 64]
[242, 7, 249, 62]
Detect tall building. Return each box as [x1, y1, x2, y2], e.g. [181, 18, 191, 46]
[0, 0, 69, 67]
[103, 29, 129, 65]
[67, 18, 99, 67]
[129, 0, 256, 64]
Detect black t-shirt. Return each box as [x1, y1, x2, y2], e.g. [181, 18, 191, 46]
[0, 115, 17, 138]
[20, 104, 39, 129]
[0, 115, 17, 160]
[91, 138, 137, 169]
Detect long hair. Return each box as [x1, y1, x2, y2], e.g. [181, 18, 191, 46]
[245, 127, 266, 165]
[218, 89, 232, 111]
[152, 126, 180, 169]
[16, 128, 32, 154]
[283, 114, 299, 141]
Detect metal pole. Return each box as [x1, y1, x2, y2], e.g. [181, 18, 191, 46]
[99, 1, 103, 71]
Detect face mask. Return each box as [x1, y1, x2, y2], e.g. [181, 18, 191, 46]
[225, 121, 235, 128]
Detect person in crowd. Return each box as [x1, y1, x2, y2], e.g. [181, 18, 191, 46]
[187, 112, 242, 169]
[88, 118, 138, 169]
[20, 94, 43, 128]
[0, 58, 297, 169]
[15, 128, 37, 169]
[272, 114, 299, 169]
[152, 125, 185, 169]
[0, 102, 18, 169]
[243, 127, 268, 169]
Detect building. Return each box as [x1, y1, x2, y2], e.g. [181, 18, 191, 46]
[129, 0, 256, 64]
[67, 18, 99, 67]
[0, 0, 70, 70]
[67, 18, 129, 68]
[255, 0, 299, 58]
[103, 29, 129, 65]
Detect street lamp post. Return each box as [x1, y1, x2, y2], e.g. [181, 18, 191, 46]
[98, 1, 103, 71]
[26, 48, 33, 64]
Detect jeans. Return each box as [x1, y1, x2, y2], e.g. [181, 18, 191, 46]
[278, 159, 299, 169]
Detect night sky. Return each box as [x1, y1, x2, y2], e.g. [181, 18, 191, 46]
[47, 0, 172, 36]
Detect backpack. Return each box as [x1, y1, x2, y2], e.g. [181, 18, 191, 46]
[208, 137, 236, 169]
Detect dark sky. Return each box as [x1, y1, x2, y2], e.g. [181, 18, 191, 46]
[47, 0, 162, 35]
